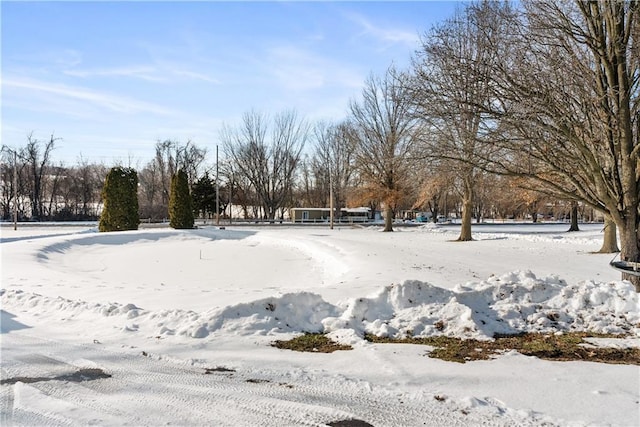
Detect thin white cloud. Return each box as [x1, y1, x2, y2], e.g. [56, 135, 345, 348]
[267, 46, 326, 91]
[64, 66, 167, 83]
[54, 49, 84, 68]
[265, 45, 364, 92]
[64, 63, 220, 85]
[3, 77, 176, 116]
[346, 12, 420, 48]
[171, 69, 220, 84]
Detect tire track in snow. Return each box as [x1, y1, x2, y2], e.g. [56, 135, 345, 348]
[1, 333, 555, 426]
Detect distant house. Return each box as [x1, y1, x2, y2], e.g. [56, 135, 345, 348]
[289, 207, 372, 223]
[290, 208, 328, 223]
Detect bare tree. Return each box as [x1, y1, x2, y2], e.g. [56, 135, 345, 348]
[138, 159, 163, 220]
[138, 140, 206, 221]
[350, 66, 421, 232]
[22, 133, 58, 220]
[222, 161, 257, 220]
[467, 1, 640, 288]
[411, 2, 507, 240]
[311, 121, 357, 219]
[298, 156, 326, 208]
[44, 162, 64, 218]
[73, 157, 106, 219]
[222, 110, 308, 220]
[412, 161, 454, 223]
[157, 140, 205, 199]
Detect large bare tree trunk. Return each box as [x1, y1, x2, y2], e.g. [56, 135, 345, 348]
[383, 204, 394, 232]
[457, 176, 473, 241]
[567, 202, 580, 232]
[598, 217, 619, 254]
[618, 217, 640, 291]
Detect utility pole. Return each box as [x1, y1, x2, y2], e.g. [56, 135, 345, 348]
[329, 166, 334, 230]
[228, 165, 233, 225]
[13, 150, 18, 230]
[215, 145, 220, 226]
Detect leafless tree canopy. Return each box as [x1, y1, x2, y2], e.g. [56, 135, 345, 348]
[138, 140, 206, 221]
[1, 136, 109, 221]
[23, 133, 58, 220]
[409, 0, 638, 287]
[222, 110, 308, 220]
[350, 66, 421, 231]
[411, 1, 513, 240]
[496, 1, 638, 284]
[305, 121, 357, 216]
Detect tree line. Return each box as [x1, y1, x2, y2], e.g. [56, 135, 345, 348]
[1, 1, 638, 287]
[1, 124, 590, 225]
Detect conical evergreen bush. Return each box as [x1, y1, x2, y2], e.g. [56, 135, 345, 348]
[169, 169, 194, 229]
[99, 167, 139, 232]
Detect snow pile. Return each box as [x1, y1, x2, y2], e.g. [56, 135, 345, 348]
[0, 289, 340, 339]
[0, 289, 143, 320]
[180, 292, 340, 338]
[460, 272, 640, 336]
[323, 271, 640, 341]
[3, 271, 638, 342]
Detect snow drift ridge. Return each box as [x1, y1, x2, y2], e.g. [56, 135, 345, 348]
[2, 271, 638, 341]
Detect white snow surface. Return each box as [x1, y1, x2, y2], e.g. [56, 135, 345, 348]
[1, 223, 639, 426]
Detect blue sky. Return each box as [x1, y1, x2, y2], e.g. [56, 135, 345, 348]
[2, 1, 461, 165]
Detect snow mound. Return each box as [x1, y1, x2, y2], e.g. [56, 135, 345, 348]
[180, 292, 341, 338]
[2, 271, 638, 341]
[323, 271, 640, 340]
[0, 290, 340, 339]
[0, 289, 143, 319]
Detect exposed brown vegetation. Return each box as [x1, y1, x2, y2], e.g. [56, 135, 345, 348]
[365, 332, 640, 364]
[272, 333, 352, 353]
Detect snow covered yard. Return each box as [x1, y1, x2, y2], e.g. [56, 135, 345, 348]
[1, 223, 638, 426]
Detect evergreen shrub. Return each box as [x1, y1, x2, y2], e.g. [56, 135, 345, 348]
[169, 169, 194, 229]
[99, 167, 139, 232]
